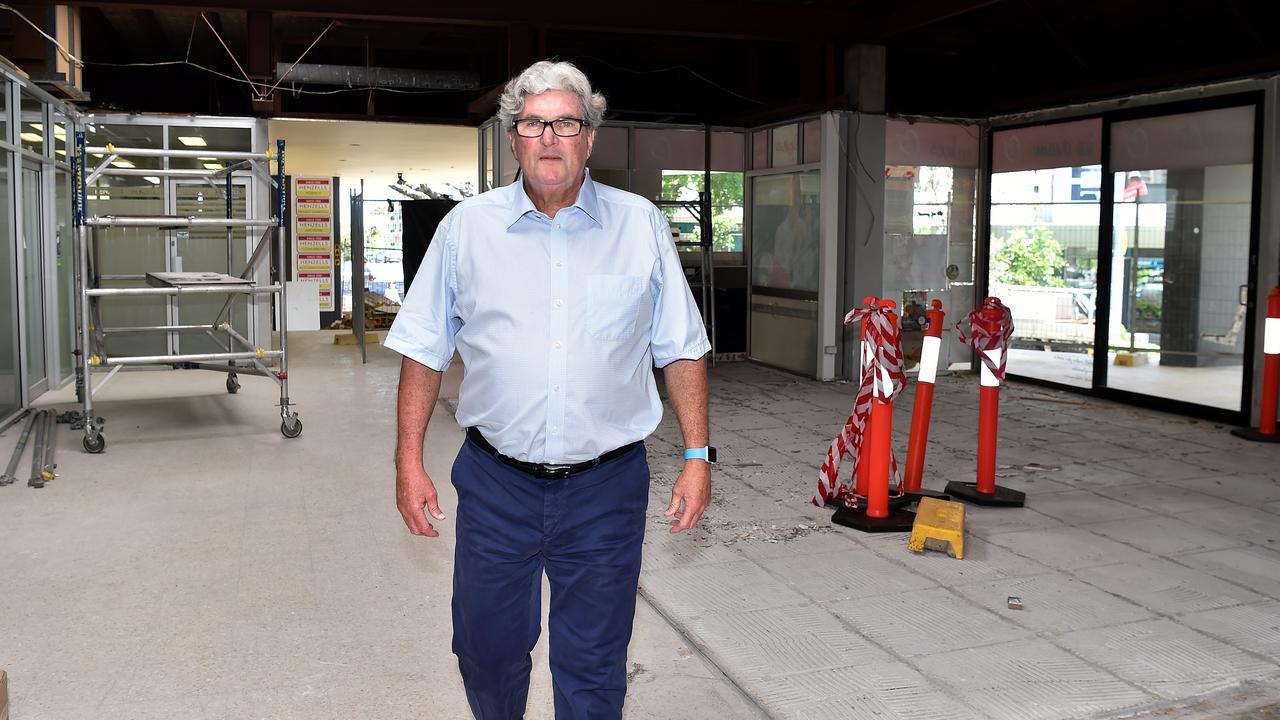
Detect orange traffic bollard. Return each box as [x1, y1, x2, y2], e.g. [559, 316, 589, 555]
[816, 297, 879, 509]
[855, 303, 873, 500]
[903, 299, 950, 502]
[1232, 286, 1280, 443]
[945, 297, 1026, 508]
[833, 299, 917, 532]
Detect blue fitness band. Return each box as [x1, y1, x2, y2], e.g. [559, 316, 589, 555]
[683, 446, 718, 464]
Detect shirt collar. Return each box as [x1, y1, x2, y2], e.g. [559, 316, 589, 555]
[506, 170, 603, 229]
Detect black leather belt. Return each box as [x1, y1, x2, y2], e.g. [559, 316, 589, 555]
[466, 427, 641, 479]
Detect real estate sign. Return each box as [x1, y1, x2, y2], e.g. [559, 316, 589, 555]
[292, 176, 334, 311]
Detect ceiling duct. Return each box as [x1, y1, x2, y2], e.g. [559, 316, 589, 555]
[274, 63, 480, 90]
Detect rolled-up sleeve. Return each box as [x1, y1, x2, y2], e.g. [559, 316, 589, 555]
[647, 208, 711, 367]
[385, 214, 458, 371]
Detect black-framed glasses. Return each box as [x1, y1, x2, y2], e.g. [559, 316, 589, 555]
[512, 117, 586, 138]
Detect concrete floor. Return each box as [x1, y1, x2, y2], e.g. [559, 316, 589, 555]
[2, 330, 1279, 719]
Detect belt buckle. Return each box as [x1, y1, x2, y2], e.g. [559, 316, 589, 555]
[538, 464, 572, 479]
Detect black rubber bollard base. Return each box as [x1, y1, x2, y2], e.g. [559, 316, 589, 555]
[1230, 427, 1280, 443]
[944, 481, 1026, 507]
[903, 488, 951, 504]
[831, 505, 917, 533]
[826, 493, 913, 510]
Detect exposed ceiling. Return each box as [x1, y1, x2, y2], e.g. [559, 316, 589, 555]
[39, 1, 1280, 126]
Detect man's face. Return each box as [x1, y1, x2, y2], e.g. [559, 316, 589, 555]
[510, 89, 595, 195]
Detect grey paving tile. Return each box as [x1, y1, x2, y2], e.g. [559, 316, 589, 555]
[1181, 448, 1280, 475]
[732, 528, 860, 560]
[710, 409, 790, 432]
[1087, 514, 1246, 557]
[641, 532, 745, 570]
[1181, 600, 1280, 662]
[1023, 461, 1146, 488]
[1096, 453, 1221, 481]
[1171, 473, 1280, 507]
[953, 572, 1155, 635]
[683, 604, 892, 682]
[915, 638, 1153, 720]
[1056, 619, 1280, 700]
[752, 663, 982, 720]
[756, 548, 938, 602]
[1092, 482, 1236, 515]
[985, 526, 1154, 570]
[962, 504, 1065, 537]
[872, 534, 1054, 586]
[827, 587, 1029, 657]
[1075, 557, 1263, 615]
[1175, 505, 1280, 547]
[1030, 490, 1154, 525]
[640, 560, 809, 617]
[1178, 546, 1280, 600]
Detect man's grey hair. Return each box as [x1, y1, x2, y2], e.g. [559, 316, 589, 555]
[496, 60, 607, 132]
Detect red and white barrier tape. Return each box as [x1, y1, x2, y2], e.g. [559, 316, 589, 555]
[814, 300, 908, 508]
[956, 298, 1015, 381]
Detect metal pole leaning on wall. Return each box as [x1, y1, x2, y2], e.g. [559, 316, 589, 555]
[1232, 286, 1280, 442]
[74, 130, 105, 452]
[276, 139, 301, 438]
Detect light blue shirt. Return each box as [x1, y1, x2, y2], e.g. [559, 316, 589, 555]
[385, 172, 710, 464]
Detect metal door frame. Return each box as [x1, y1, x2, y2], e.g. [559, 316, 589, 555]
[165, 176, 253, 355]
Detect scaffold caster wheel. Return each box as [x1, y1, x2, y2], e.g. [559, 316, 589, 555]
[226, 375, 240, 394]
[281, 416, 302, 439]
[83, 433, 106, 454]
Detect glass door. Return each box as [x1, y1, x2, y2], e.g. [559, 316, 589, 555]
[1104, 104, 1256, 412]
[21, 161, 47, 396]
[988, 119, 1102, 388]
[0, 151, 18, 419]
[170, 180, 249, 355]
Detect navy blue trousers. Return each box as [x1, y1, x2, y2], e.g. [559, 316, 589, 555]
[451, 437, 650, 720]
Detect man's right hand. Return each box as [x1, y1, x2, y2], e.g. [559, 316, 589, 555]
[396, 465, 448, 537]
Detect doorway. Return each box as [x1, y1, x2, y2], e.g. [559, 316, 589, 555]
[169, 180, 250, 355]
[987, 98, 1261, 422]
[1101, 102, 1259, 415]
[21, 161, 47, 397]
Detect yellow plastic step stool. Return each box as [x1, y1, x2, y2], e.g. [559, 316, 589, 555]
[908, 497, 965, 559]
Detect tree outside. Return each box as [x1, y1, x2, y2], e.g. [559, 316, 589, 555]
[990, 226, 1068, 287]
[659, 171, 744, 252]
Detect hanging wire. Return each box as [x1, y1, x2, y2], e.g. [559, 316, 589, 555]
[0, 3, 84, 67]
[264, 20, 336, 97]
[201, 12, 264, 97]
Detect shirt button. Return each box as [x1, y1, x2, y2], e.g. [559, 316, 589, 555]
[551, 426, 559, 434]
[554, 341, 562, 349]
[555, 223, 561, 229]
[554, 299, 563, 307]
[555, 261, 563, 268]
[552, 384, 560, 392]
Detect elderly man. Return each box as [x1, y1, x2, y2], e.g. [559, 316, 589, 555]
[386, 60, 714, 720]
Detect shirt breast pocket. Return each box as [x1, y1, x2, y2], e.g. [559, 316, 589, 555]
[588, 274, 646, 341]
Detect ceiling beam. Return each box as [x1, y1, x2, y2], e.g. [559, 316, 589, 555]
[869, 0, 1009, 37]
[64, 0, 870, 42]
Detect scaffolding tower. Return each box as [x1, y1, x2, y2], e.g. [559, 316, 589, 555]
[71, 133, 300, 453]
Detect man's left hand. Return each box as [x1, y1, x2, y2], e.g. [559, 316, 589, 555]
[665, 461, 712, 533]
